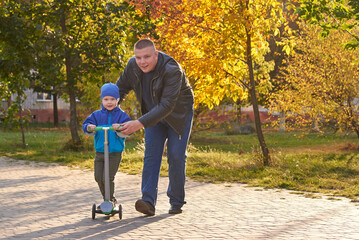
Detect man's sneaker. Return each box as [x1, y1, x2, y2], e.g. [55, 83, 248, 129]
[169, 205, 182, 214]
[135, 199, 155, 216]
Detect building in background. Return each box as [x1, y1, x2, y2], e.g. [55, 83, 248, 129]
[1, 89, 70, 124]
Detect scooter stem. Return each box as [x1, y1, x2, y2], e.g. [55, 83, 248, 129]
[103, 128, 110, 201]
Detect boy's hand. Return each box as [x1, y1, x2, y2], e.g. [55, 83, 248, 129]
[87, 124, 96, 132]
[112, 123, 122, 131]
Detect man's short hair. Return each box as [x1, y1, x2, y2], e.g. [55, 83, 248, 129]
[134, 39, 156, 50]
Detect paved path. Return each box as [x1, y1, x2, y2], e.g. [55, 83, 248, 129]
[1, 156, 359, 239]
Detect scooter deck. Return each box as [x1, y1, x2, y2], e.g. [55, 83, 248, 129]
[92, 203, 122, 219]
[95, 206, 120, 215]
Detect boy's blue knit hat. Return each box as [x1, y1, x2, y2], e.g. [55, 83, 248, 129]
[101, 83, 119, 100]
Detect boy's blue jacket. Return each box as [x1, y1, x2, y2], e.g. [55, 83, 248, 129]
[82, 105, 131, 153]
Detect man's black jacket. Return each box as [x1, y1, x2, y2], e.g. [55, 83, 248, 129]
[116, 51, 194, 136]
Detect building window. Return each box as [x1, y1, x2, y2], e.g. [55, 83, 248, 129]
[37, 92, 52, 101]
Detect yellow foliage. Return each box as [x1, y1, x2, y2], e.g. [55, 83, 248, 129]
[269, 21, 359, 133]
[149, 0, 286, 109]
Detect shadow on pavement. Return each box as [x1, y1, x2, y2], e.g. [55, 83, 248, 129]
[0, 214, 173, 240]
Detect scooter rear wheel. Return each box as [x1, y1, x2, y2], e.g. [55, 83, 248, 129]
[119, 204, 122, 219]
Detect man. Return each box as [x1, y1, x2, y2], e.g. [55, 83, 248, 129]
[116, 39, 194, 215]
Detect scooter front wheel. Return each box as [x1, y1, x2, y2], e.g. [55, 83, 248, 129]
[92, 204, 96, 220]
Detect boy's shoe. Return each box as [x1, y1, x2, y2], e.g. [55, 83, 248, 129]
[135, 199, 155, 216]
[169, 205, 183, 214]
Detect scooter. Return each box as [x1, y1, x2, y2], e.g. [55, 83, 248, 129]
[90, 126, 122, 219]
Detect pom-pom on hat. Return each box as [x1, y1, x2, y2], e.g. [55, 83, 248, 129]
[101, 83, 119, 100]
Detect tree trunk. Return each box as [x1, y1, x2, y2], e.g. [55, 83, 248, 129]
[311, 118, 320, 132]
[68, 87, 80, 144]
[349, 111, 359, 138]
[235, 100, 242, 124]
[18, 99, 26, 148]
[354, 128, 359, 138]
[346, 100, 359, 138]
[7, 96, 11, 107]
[65, 55, 80, 144]
[61, 12, 81, 145]
[246, 29, 270, 166]
[20, 114, 26, 148]
[53, 92, 59, 127]
[279, 111, 286, 132]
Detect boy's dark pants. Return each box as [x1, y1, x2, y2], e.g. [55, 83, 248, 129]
[94, 152, 122, 201]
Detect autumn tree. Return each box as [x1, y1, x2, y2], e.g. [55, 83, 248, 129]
[2, 0, 154, 146]
[269, 21, 359, 137]
[30, 28, 65, 128]
[298, 0, 359, 49]
[0, 1, 38, 147]
[130, 0, 293, 165]
[1, 0, 142, 147]
[31, 0, 129, 146]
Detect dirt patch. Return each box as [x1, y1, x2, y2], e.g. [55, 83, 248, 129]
[337, 142, 359, 152]
[277, 142, 359, 154]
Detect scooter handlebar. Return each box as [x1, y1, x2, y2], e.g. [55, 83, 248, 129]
[89, 126, 122, 132]
[94, 126, 114, 131]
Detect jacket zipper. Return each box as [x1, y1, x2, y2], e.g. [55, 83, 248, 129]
[150, 73, 158, 103]
[150, 73, 182, 140]
[108, 111, 111, 148]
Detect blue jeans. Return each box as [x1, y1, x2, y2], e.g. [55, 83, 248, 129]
[141, 111, 193, 207]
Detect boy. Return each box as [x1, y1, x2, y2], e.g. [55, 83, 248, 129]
[83, 83, 131, 208]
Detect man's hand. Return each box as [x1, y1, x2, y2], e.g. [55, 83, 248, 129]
[112, 123, 122, 130]
[87, 124, 96, 132]
[119, 120, 144, 135]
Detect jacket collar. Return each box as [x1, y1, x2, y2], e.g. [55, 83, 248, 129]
[101, 104, 119, 112]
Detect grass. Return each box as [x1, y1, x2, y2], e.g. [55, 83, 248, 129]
[190, 130, 358, 152]
[1, 127, 359, 201]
